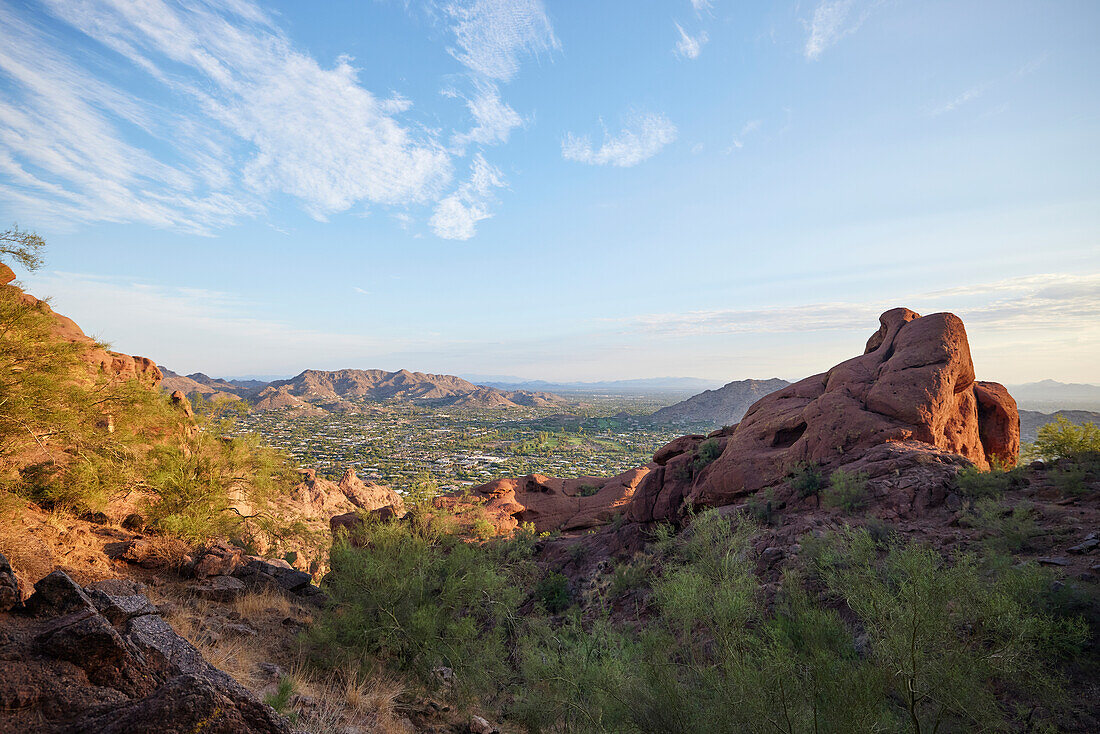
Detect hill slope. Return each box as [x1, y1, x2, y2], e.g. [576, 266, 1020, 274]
[647, 378, 790, 427]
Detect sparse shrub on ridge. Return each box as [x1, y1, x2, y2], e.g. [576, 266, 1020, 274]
[788, 460, 825, 499]
[823, 468, 869, 513]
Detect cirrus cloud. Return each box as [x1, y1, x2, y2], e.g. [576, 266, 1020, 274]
[562, 113, 678, 167]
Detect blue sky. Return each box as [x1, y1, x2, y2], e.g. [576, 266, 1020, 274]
[2, 0, 1098, 384]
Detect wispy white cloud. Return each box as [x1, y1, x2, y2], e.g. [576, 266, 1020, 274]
[690, 0, 713, 12]
[804, 0, 880, 60]
[444, 0, 560, 83]
[674, 23, 708, 60]
[562, 113, 677, 167]
[429, 154, 506, 240]
[726, 119, 763, 153]
[0, 0, 452, 232]
[624, 273, 1100, 336]
[930, 85, 987, 116]
[449, 84, 524, 151]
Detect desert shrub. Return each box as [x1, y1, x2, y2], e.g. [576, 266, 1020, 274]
[813, 529, 1086, 732]
[577, 483, 599, 497]
[609, 554, 651, 599]
[788, 460, 825, 499]
[1051, 465, 1088, 496]
[961, 498, 1041, 554]
[1028, 417, 1100, 462]
[310, 519, 534, 698]
[745, 489, 778, 525]
[954, 464, 1028, 498]
[823, 469, 869, 513]
[691, 439, 722, 472]
[535, 571, 572, 613]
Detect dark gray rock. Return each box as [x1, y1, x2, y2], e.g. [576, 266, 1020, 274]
[193, 575, 246, 602]
[0, 552, 21, 612]
[26, 570, 96, 617]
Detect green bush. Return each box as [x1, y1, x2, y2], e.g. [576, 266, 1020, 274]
[309, 519, 535, 697]
[954, 464, 1027, 498]
[788, 460, 825, 499]
[577, 483, 600, 497]
[745, 489, 778, 525]
[691, 439, 722, 472]
[536, 571, 572, 613]
[1051, 465, 1088, 496]
[823, 468, 869, 513]
[814, 529, 1086, 732]
[1027, 417, 1100, 462]
[609, 555, 651, 599]
[960, 498, 1040, 554]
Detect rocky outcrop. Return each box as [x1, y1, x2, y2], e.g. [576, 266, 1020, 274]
[458, 308, 1020, 530]
[684, 308, 1018, 511]
[1, 267, 161, 387]
[288, 467, 402, 520]
[0, 569, 289, 733]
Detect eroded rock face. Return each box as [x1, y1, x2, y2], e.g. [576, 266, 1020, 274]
[0, 569, 288, 733]
[439, 468, 651, 535]
[456, 308, 1019, 530]
[288, 467, 403, 520]
[686, 308, 1018, 512]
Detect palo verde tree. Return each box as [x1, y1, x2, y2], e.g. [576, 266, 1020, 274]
[0, 225, 46, 273]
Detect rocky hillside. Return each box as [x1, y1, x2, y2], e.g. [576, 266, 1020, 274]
[162, 367, 564, 413]
[647, 377, 790, 427]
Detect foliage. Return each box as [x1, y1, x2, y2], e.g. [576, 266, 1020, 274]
[313, 507, 1089, 733]
[1051, 465, 1088, 495]
[788, 460, 825, 499]
[691, 438, 722, 472]
[823, 468, 869, 513]
[535, 571, 572, 613]
[609, 554, 651, 599]
[1026, 417, 1100, 462]
[745, 488, 779, 525]
[960, 498, 1041, 554]
[813, 529, 1086, 733]
[577, 483, 600, 497]
[310, 519, 537, 698]
[954, 464, 1027, 498]
[0, 224, 45, 272]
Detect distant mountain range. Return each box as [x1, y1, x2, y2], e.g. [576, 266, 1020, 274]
[463, 375, 726, 396]
[160, 368, 564, 413]
[646, 378, 791, 427]
[1006, 380, 1100, 411]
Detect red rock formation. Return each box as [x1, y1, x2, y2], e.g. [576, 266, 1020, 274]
[2, 267, 161, 387]
[456, 308, 1020, 531]
[288, 467, 403, 520]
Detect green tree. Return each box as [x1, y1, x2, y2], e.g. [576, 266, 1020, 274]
[0, 225, 45, 272]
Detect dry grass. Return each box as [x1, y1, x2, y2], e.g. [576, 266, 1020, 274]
[141, 534, 192, 571]
[284, 662, 408, 734]
[233, 587, 295, 622]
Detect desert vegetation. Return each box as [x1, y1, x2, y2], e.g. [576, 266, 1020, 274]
[316, 506, 1093, 733]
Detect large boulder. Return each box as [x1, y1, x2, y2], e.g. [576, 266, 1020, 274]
[685, 308, 1018, 512]
[0, 569, 288, 733]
